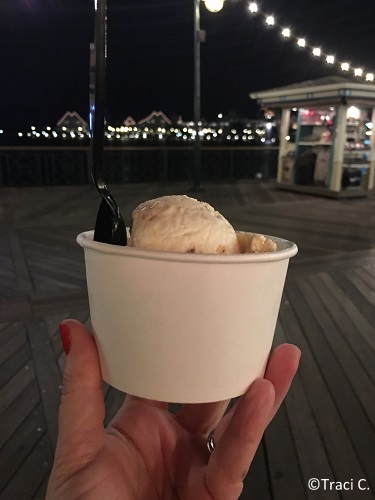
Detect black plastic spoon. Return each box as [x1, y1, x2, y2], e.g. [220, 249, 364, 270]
[92, 0, 126, 245]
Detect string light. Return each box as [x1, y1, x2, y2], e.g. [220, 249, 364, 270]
[246, 2, 374, 82]
[312, 48, 321, 57]
[248, 2, 257, 13]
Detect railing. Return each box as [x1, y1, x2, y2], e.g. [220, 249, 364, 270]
[0, 146, 278, 187]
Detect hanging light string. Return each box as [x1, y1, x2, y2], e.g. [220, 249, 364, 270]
[247, 2, 374, 82]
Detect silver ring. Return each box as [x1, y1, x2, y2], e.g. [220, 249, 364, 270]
[206, 429, 216, 454]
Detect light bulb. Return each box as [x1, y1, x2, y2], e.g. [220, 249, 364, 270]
[248, 2, 258, 13]
[354, 68, 363, 77]
[326, 55, 335, 64]
[266, 16, 275, 26]
[281, 28, 290, 37]
[312, 48, 321, 57]
[347, 106, 360, 120]
[203, 0, 225, 12]
[297, 38, 306, 47]
[341, 62, 350, 71]
[366, 73, 374, 81]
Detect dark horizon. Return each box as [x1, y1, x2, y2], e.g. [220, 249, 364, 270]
[2, 0, 375, 128]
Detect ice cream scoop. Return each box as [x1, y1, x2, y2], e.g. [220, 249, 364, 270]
[129, 195, 276, 254]
[129, 195, 240, 254]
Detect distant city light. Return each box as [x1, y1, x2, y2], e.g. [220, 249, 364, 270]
[218, 113, 223, 118]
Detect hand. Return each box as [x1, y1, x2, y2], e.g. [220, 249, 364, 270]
[47, 319, 300, 500]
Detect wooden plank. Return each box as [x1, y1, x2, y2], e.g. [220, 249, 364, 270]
[0, 402, 46, 492]
[282, 285, 369, 485]
[304, 274, 375, 421]
[319, 272, 375, 351]
[30, 270, 80, 290]
[286, 282, 375, 494]
[312, 272, 375, 380]
[264, 401, 306, 500]
[354, 266, 375, 290]
[0, 381, 40, 448]
[0, 329, 27, 366]
[0, 344, 30, 389]
[0, 431, 53, 500]
[26, 246, 85, 271]
[328, 269, 375, 334]
[0, 298, 32, 322]
[28, 319, 63, 448]
[9, 227, 34, 294]
[0, 364, 36, 416]
[275, 321, 338, 500]
[345, 268, 375, 305]
[242, 440, 272, 500]
[0, 321, 25, 348]
[31, 295, 89, 322]
[31, 473, 50, 500]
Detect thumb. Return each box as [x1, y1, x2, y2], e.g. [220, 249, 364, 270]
[56, 319, 105, 463]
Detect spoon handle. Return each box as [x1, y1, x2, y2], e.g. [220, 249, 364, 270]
[92, 0, 106, 190]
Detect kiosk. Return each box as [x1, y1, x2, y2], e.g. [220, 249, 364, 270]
[251, 77, 375, 197]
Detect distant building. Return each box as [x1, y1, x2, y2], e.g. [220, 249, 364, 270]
[138, 110, 172, 128]
[123, 116, 137, 126]
[57, 111, 88, 131]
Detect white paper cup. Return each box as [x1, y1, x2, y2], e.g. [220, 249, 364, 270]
[77, 231, 297, 403]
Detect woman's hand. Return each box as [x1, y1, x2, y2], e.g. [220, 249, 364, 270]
[47, 319, 300, 500]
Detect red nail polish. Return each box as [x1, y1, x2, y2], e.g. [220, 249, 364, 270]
[59, 322, 71, 355]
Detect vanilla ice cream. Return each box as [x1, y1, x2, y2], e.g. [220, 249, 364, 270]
[129, 195, 276, 254]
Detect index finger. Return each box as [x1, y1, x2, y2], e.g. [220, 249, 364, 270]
[205, 379, 275, 500]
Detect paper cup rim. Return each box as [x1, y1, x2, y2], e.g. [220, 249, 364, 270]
[77, 230, 298, 263]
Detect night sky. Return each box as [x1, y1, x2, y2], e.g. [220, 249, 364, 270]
[2, 0, 375, 128]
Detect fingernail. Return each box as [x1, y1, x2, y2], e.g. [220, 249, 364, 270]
[59, 322, 71, 355]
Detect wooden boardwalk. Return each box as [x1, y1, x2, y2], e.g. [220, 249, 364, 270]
[0, 181, 374, 499]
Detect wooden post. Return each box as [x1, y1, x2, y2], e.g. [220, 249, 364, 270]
[330, 104, 347, 192]
[277, 108, 291, 183]
[368, 106, 375, 190]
